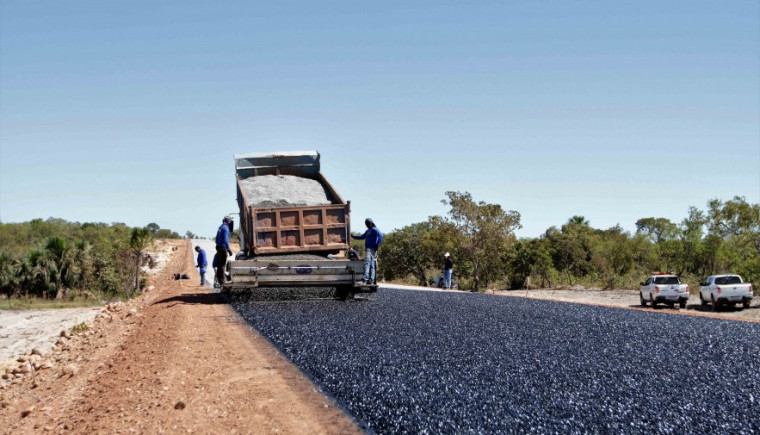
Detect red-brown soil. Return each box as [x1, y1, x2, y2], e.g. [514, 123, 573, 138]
[0, 241, 359, 434]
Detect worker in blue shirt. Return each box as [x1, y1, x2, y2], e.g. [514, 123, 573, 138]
[195, 246, 208, 286]
[351, 218, 383, 284]
[215, 216, 234, 284]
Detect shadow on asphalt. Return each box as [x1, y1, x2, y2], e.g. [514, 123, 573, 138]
[628, 304, 684, 311]
[627, 302, 759, 313]
[154, 292, 227, 307]
[688, 303, 758, 313]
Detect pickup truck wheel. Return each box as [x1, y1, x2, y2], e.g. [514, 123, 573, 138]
[650, 293, 658, 309]
[700, 293, 708, 306]
[679, 299, 686, 309]
[743, 300, 751, 309]
[640, 292, 647, 307]
[711, 295, 720, 312]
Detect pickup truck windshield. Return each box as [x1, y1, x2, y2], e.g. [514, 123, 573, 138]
[654, 277, 681, 285]
[715, 276, 742, 285]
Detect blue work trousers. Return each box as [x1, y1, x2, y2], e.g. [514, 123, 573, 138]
[363, 248, 378, 283]
[444, 269, 453, 288]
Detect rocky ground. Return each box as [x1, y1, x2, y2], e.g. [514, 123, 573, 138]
[0, 241, 358, 434]
[0, 309, 100, 371]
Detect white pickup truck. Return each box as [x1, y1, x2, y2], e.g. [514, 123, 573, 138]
[699, 274, 754, 310]
[639, 274, 690, 308]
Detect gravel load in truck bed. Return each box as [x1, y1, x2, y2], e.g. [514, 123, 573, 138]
[239, 175, 333, 208]
[230, 287, 760, 433]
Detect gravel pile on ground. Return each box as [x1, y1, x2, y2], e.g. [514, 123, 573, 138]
[239, 175, 333, 208]
[230, 288, 760, 433]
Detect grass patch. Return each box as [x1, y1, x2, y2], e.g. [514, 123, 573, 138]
[0, 298, 101, 310]
[70, 322, 89, 334]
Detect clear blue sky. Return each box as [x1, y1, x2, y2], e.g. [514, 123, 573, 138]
[1, 1, 758, 239]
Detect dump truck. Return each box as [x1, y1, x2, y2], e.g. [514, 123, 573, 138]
[221, 151, 375, 299]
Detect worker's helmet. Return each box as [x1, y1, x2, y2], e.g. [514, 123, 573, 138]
[223, 215, 233, 223]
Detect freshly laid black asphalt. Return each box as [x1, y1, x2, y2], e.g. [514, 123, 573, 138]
[230, 288, 760, 434]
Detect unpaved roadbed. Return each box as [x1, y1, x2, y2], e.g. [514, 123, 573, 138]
[0, 241, 358, 434]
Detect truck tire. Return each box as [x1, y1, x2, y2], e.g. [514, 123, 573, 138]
[335, 285, 353, 301]
[743, 300, 751, 309]
[679, 299, 686, 309]
[640, 292, 647, 307]
[711, 295, 720, 312]
[700, 293, 708, 306]
[650, 293, 658, 309]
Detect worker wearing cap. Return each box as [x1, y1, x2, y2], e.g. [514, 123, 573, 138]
[443, 252, 454, 289]
[351, 218, 383, 284]
[215, 216, 234, 284]
[195, 246, 208, 286]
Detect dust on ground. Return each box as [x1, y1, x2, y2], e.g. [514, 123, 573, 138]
[493, 288, 760, 322]
[0, 240, 359, 434]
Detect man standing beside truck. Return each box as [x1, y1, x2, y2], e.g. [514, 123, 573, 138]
[195, 246, 208, 286]
[215, 216, 234, 284]
[352, 218, 383, 285]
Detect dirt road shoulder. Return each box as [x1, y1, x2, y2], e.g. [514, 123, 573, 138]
[1, 240, 359, 434]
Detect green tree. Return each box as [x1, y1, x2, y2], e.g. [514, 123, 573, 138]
[508, 239, 554, 289]
[145, 223, 161, 235]
[439, 191, 521, 291]
[636, 217, 678, 244]
[129, 227, 153, 296]
[380, 222, 437, 285]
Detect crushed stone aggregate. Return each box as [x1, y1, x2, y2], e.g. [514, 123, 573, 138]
[230, 288, 760, 434]
[239, 175, 333, 208]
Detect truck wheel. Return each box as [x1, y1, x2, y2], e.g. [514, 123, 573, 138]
[743, 300, 751, 309]
[679, 299, 686, 309]
[711, 295, 720, 312]
[699, 293, 708, 306]
[640, 292, 647, 307]
[335, 286, 353, 301]
[650, 294, 658, 309]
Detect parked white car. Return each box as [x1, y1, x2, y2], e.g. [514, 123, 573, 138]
[639, 273, 690, 308]
[699, 274, 754, 310]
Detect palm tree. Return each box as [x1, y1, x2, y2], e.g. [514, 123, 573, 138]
[567, 215, 590, 227]
[0, 253, 16, 298]
[42, 237, 75, 299]
[67, 241, 93, 291]
[129, 228, 153, 296]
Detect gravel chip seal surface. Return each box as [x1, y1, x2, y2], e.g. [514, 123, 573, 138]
[239, 175, 333, 208]
[231, 287, 760, 433]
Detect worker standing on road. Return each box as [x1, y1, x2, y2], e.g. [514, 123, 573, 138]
[215, 216, 234, 284]
[351, 218, 383, 284]
[195, 246, 208, 286]
[443, 252, 454, 289]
